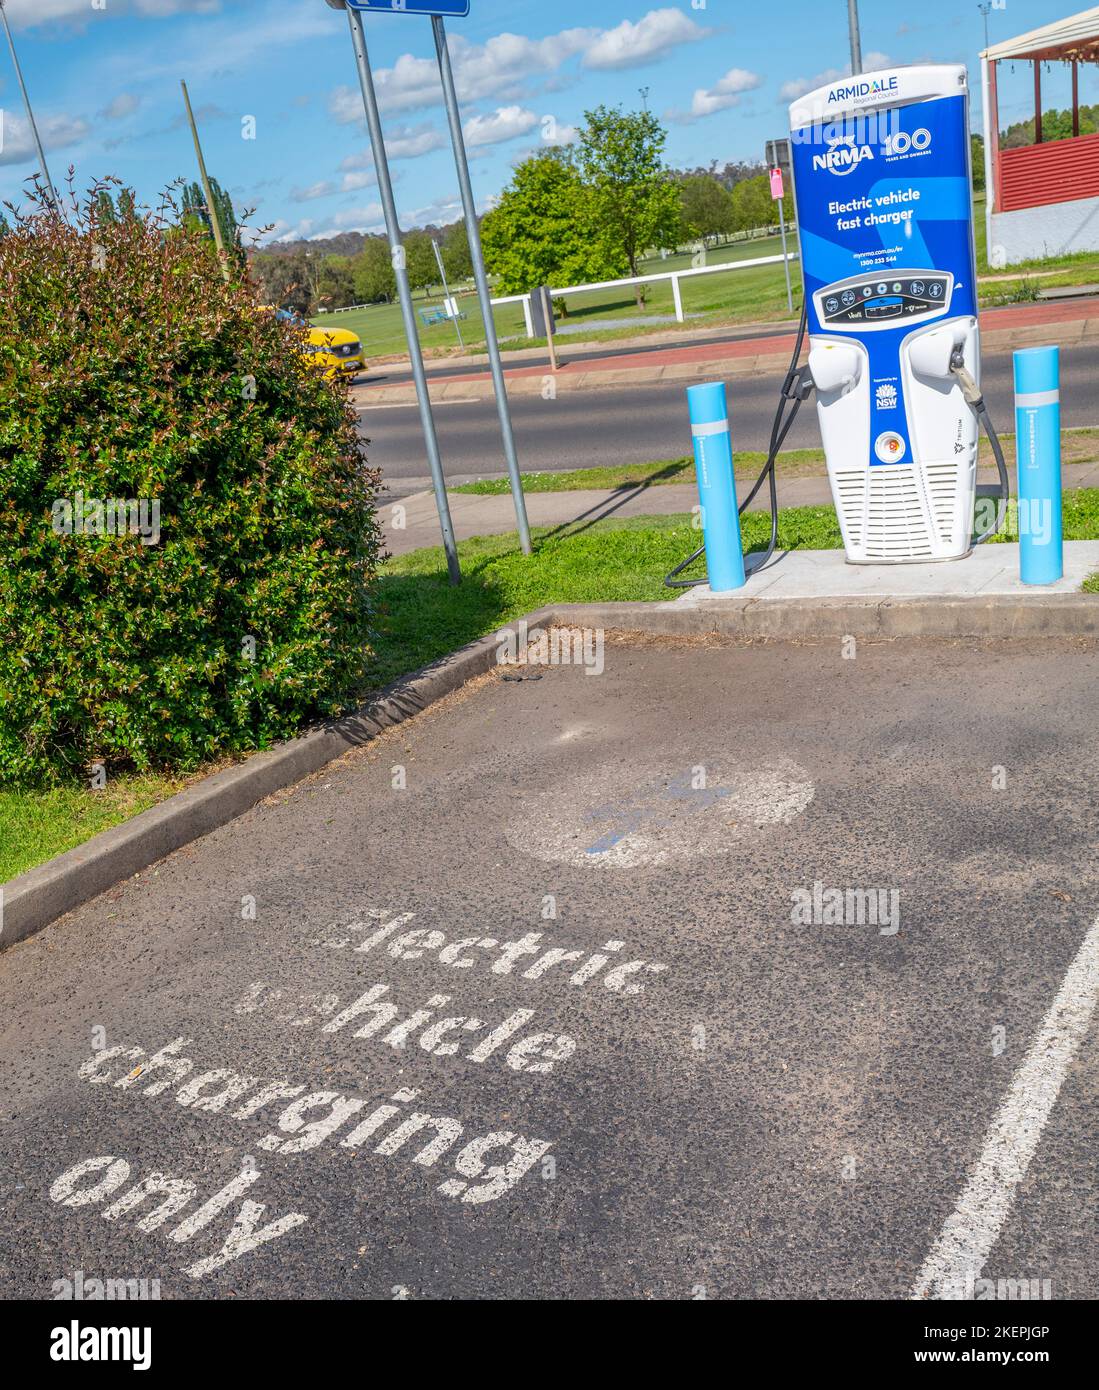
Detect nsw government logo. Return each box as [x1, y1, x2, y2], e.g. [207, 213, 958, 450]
[875, 381, 898, 410]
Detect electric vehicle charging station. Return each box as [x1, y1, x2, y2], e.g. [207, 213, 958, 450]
[789, 65, 1008, 564]
[667, 63, 1010, 593]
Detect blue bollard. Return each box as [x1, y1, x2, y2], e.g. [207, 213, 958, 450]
[687, 381, 746, 591]
[1014, 346, 1062, 585]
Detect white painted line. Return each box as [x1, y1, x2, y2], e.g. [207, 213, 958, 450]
[912, 910, 1099, 1300]
[356, 398, 481, 412]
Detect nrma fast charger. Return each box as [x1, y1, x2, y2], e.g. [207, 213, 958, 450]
[665, 64, 1008, 592]
[790, 65, 1000, 563]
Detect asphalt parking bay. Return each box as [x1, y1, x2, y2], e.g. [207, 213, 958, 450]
[1, 634, 1097, 1299]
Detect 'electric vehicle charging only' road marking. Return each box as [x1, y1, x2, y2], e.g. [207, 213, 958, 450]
[912, 910, 1099, 1299]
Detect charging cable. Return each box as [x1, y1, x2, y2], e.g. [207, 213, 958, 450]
[949, 349, 1010, 545]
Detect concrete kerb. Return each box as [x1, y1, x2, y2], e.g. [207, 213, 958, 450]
[4, 593, 1098, 948]
[0, 611, 548, 950]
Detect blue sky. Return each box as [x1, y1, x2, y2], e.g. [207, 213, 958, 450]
[0, 0, 1092, 245]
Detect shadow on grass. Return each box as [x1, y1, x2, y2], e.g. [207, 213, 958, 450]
[556, 294, 655, 321]
[365, 561, 510, 692]
[542, 462, 691, 543]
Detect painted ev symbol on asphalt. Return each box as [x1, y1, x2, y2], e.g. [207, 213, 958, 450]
[506, 758, 814, 868]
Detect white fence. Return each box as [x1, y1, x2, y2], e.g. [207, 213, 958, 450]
[490, 252, 799, 337]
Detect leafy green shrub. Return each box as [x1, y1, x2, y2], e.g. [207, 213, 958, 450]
[0, 182, 382, 788]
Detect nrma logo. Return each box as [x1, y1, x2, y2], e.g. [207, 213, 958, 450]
[828, 75, 899, 104]
[813, 135, 874, 176]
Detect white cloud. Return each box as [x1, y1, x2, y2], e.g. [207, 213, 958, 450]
[267, 194, 461, 243]
[340, 124, 445, 166]
[268, 201, 387, 244]
[463, 106, 540, 149]
[780, 55, 892, 103]
[387, 124, 446, 159]
[582, 9, 708, 71]
[341, 170, 378, 193]
[99, 93, 142, 121]
[112, 6, 329, 84]
[328, 11, 706, 120]
[329, 28, 595, 120]
[779, 68, 844, 103]
[403, 195, 462, 228]
[541, 120, 579, 147]
[0, 112, 90, 167]
[290, 181, 336, 204]
[689, 68, 763, 119]
[2, 0, 221, 25]
[330, 203, 385, 231]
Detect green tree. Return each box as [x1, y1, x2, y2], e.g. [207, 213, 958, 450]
[352, 236, 396, 304]
[93, 190, 117, 226]
[442, 218, 473, 282]
[1002, 103, 1099, 148]
[571, 105, 680, 305]
[182, 177, 240, 263]
[402, 230, 438, 295]
[318, 255, 356, 310]
[210, 177, 239, 249]
[970, 134, 985, 193]
[249, 248, 314, 315]
[730, 174, 775, 235]
[481, 151, 619, 298]
[677, 173, 734, 244]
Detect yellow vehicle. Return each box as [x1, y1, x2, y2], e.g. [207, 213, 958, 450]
[262, 307, 366, 381]
[302, 324, 366, 381]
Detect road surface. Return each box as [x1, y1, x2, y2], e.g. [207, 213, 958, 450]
[361, 342, 1099, 498]
[1, 637, 1096, 1299]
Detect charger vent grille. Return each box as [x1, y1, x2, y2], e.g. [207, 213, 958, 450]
[923, 460, 963, 546]
[832, 468, 867, 550]
[863, 465, 934, 560]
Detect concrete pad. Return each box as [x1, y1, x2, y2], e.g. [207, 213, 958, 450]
[680, 541, 1099, 604]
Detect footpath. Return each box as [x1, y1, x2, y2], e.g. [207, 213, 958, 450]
[384, 460, 1099, 557]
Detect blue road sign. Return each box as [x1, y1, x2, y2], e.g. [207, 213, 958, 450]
[345, 0, 470, 15]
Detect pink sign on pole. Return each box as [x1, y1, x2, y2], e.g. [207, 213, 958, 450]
[770, 166, 785, 201]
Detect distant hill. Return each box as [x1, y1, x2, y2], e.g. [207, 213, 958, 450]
[262, 221, 455, 258]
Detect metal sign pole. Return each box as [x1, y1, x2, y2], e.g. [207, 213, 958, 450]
[181, 79, 231, 283]
[847, 0, 863, 76]
[345, 5, 460, 583]
[542, 287, 558, 374]
[776, 195, 793, 314]
[431, 237, 464, 349]
[767, 146, 794, 315]
[431, 13, 531, 555]
[0, 0, 60, 215]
